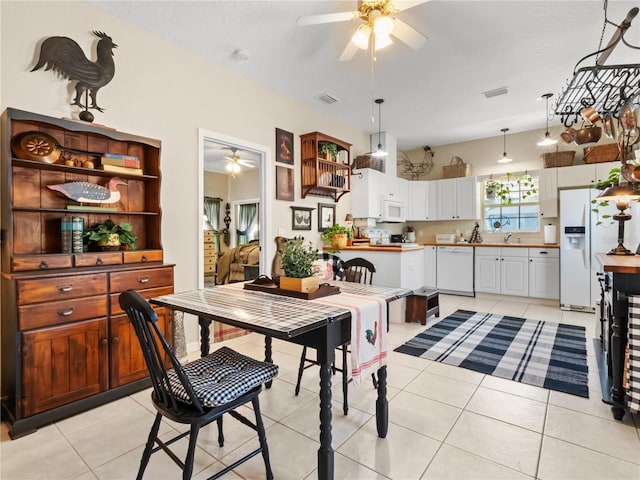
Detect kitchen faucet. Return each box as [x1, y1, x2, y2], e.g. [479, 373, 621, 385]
[503, 232, 512, 243]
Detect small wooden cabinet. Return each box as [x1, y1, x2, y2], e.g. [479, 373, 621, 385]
[300, 132, 351, 202]
[204, 230, 216, 277]
[1, 108, 174, 438]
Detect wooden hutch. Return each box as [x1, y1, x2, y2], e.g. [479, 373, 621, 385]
[300, 132, 351, 202]
[1, 108, 174, 438]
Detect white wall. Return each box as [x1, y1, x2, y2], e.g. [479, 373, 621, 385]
[1, 1, 370, 344]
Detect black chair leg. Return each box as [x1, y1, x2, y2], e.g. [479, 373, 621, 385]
[252, 396, 274, 480]
[137, 412, 162, 480]
[294, 346, 307, 396]
[183, 424, 201, 480]
[216, 416, 224, 447]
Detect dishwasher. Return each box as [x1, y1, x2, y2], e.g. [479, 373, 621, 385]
[436, 246, 474, 296]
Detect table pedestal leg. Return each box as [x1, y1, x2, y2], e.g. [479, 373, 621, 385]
[264, 335, 273, 389]
[318, 361, 333, 480]
[198, 317, 212, 357]
[376, 366, 388, 438]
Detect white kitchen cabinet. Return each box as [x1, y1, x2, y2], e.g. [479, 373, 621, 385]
[424, 245, 437, 288]
[528, 248, 559, 299]
[408, 181, 437, 221]
[435, 177, 479, 220]
[474, 247, 528, 296]
[474, 247, 501, 294]
[538, 168, 558, 218]
[338, 248, 424, 290]
[351, 169, 385, 220]
[501, 253, 529, 296]
[556, 161, 618, 188]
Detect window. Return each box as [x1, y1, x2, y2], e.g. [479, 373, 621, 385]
[483, 174, 539, 232]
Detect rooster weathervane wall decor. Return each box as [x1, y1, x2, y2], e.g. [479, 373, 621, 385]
[31, 31, 117, 123]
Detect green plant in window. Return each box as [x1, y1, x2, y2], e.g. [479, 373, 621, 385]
[518, 172, 537, 201]
[591, 166, 621, 226]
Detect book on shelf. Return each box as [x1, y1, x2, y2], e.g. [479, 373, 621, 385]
[71, 217, 83, 253]
[102, 153, 139, 161]
[100, 156, 140, 168]
[98, 164, 144, 175]
[61, 217, 72, 254]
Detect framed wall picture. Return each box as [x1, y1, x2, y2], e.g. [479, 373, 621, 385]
[291, 206, 314, 231]
[276, 128, 294, 165]
[318, 203, 335, 232]
[276, 165, 294, 201]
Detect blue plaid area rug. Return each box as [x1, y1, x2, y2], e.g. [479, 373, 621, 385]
[395, 309, 589, 397]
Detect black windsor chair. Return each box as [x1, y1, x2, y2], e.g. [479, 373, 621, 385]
[119, 289, 278, 480]
[293, 257, 376, 414]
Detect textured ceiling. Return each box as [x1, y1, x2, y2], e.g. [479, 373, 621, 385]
[92, 0, 640, 150]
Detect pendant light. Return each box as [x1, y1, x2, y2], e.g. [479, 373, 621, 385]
[497, 128, 513, 163]
[537, 93, 558, 146]
[371, 98, 388, 158]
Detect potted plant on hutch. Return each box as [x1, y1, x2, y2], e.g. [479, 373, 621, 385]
[321, 224, 353, 252]
[84, 219, 137, 251]
[319, 142, 339, 161]
[279, 237, 319, 293]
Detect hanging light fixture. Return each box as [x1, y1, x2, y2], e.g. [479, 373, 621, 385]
[497, 128, 513, 163]
[371, 98, 388, 158]
[537, 93, 558, 146]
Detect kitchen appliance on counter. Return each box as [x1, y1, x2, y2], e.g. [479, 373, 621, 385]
[560, 188, 640, 311]
[381, 195, 406, 223]
[436, 246, 474, 296]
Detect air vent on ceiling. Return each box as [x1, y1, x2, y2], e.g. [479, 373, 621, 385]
[482, 86, 509, 99]
[315, 93, 340, 104]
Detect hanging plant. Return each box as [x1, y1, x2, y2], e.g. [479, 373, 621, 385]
[591, 166, 621, 226]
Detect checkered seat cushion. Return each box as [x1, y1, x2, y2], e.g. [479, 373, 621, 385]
[168, 346, 279, 407]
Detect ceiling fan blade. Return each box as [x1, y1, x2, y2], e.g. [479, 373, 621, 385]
[238, 160, 256, 168]
[392, 18, 427, 49]
[339, 41, 360, 62]
[394, 0, 430, 12]
[297, 11, 359, 26]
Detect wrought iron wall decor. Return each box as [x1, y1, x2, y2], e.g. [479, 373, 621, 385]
[398, 145, 435, 180]
[223, 203, 231, 246]
[31, 31, 117, 122]
[554, 5, 639, 127]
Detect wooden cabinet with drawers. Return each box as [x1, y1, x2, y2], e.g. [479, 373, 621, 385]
[1, 108, 174, 438]
[204, 230, 216, 277]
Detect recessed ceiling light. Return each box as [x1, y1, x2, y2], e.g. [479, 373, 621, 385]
[232, 49, 250, 61]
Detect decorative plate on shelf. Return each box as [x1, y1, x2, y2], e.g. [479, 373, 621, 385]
[11, 131, 61, 163]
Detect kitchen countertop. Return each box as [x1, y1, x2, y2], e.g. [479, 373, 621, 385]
[595, 253, 640, 274]
[422, 243, 560, 249]
[339, 245, 424, 252]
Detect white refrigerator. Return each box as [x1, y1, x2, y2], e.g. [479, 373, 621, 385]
[560, 188, 640, 311]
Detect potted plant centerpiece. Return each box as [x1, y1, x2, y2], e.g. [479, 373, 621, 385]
[279, 237, 319, 293]
[84, 219, 137, 251]
[321, 224, 353, 252]
[319, 142, 339, 161]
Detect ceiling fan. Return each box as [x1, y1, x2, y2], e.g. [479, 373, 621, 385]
[297, 0, 429, 61]
[223, 148, 255, 175]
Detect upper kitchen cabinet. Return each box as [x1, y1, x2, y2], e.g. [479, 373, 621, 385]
[538, 168, 558, 218]
[300, 132, 351, 202]
[408, 181, 437, 221]
[351, 169, 407, 221]
[556, 161, 618, 188]
[436, 176, 479, 220]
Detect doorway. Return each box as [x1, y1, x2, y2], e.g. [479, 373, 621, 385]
[198, 129, 272, 288]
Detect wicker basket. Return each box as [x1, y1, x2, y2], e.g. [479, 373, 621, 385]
[352, 155, 384, 173]
[583, 144, 620, 164]
[541, 150, 575, 168]
[442, 156, 471, 178]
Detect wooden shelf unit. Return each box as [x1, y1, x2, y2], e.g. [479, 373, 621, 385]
[1, 108, 174, 438]
[300, 132, 351, 202]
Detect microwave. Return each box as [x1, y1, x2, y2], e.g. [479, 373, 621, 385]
[381, 196, 406, 223]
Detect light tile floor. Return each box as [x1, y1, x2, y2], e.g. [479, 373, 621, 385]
[2, 294, 640, 479]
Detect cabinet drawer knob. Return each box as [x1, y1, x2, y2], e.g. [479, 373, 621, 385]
[57, 307, 74, 316]
[39, 261, 48, 269]
[96, 258, 104, 265]
[100, 338, 108, 346]
[138, 275, 150, 284]
[57, 284, 74, 292]
[141, 255, 147, 262]
[112, 336, 120, 344]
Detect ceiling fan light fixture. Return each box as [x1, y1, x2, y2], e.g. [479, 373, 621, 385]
[497, 128, 513, 163]
[374, 33, 393, 51]
[373, 15, 394, 37]
[352, 24, 371, 50]
[537, 93, 558, 147]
